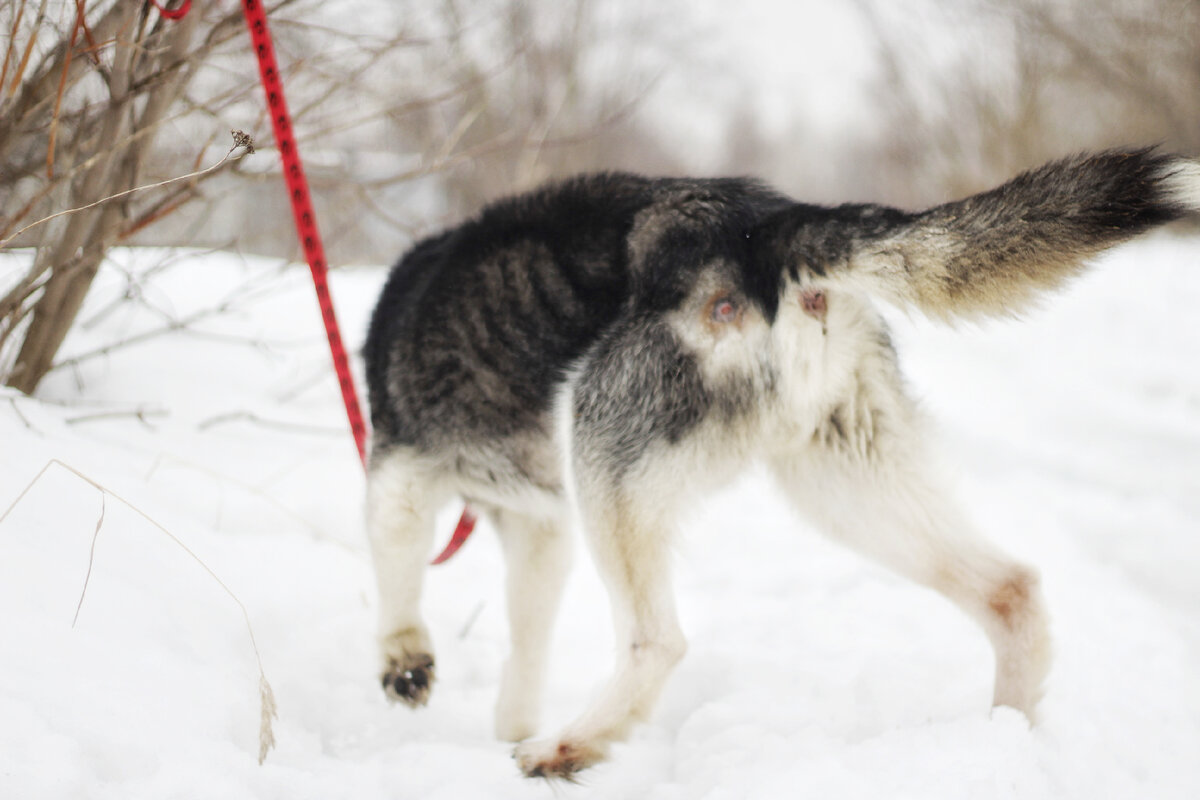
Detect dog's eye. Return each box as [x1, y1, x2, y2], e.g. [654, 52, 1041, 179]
[711, 296, 739, 323]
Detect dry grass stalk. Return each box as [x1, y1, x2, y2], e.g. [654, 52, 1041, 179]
[0, 458, 280, 765]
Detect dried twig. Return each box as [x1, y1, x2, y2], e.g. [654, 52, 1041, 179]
[5, 0, 46, 100]
[49, 267, 302, 373]
[72, 490, 104, 626]
[198, 410, 345, 437]
[0, 459, 279, 765]
[46, 0, 88, 179]
[0, 131, 254, 251]
[0, 93, 245, 245]
[143, 453, 331, 542]
[65, 406, 167, 428]
[80, 245, 231, 330]
[6, 394, 38, 432]
[0, 0, 28, 94]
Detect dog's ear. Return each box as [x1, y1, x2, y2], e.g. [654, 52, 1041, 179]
[755, 148, 1200, 320]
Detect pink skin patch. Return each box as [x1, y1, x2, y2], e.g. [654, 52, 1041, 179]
[801, 289, 827, 323]
[712, 298, 738, 323]
[705, 292, 744, 331]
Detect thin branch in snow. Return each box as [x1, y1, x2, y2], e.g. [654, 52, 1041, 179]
[275, 366, 334, 404]
[51, 264, 302, 373]
[198, 410, 346, 437]
[143, 453, 332, 544]
[7, 395, 38, 432]
[65, 406, 166, 428]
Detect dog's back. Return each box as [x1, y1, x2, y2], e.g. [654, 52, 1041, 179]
[364, 172, 790, 463]
[364, 173, 644, 452]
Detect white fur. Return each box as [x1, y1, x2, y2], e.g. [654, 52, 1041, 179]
[490, 507, 573, 741]
[366, 453, 447, 681]
[1162, 159, 1200, 211]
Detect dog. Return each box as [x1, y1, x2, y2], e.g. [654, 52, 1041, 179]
[362, 148, 1200, 779]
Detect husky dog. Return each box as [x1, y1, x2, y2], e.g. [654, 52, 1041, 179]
[363, 148, 1200, 779]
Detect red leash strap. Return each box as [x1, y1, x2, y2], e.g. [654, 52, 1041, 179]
[429, 506, 477, 565]
[149, 0, 192, 20]
[240, 0, 367, 467]
[240, 0, 476, 562]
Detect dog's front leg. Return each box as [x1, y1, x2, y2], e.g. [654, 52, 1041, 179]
[513, 492, 686, 779]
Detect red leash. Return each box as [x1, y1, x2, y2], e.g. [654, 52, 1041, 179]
[233, 1, 476, 562]
[239, 0, 367, 466]
[149, 0, 191, 20]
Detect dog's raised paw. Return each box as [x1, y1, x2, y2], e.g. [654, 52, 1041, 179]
[381, 653, 435, 707]
[514, 737, 605, 780]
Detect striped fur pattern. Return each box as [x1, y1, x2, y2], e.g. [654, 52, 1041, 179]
[362, 148, 1199, 779]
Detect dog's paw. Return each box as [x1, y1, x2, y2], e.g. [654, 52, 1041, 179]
[514, 737, 606, 780]
[381, 652, 435, 707]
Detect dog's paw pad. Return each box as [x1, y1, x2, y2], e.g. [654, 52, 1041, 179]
[381, 653, 435, 707]
[514, 737, 604, 780]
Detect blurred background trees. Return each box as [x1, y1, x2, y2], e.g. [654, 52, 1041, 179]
[2, 0, 1197, 393]
[861, 0, 1200, 205]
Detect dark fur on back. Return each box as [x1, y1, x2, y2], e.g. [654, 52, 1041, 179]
[365, 173, 791, 457]
[365, 173, 644, 449]
[366, 149, 1196, 462]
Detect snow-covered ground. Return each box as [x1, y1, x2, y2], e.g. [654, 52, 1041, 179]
[2, 235, 1198, 799]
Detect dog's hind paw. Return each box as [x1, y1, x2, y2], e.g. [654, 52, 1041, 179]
[381, 652, 435, 707]
[514, 737, 606, 780]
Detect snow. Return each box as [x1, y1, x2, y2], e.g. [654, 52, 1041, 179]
[2, 235, 1198, 799]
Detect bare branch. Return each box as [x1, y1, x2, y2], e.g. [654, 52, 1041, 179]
[72, 489, 104, 627]
[0, 132, 253, 250]
[65, 406, 167, 427]
[45, 0, 88, 179]
[197, 410, 346, 437]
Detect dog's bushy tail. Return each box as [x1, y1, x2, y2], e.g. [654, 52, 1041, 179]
[765, 148, 1200, 320]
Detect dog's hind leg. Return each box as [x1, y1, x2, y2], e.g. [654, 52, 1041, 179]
[513, 487, 686, 778]
[489, 507, 573, 742]
[366, 450, 447, 707]
[768, 394, 1052, 720]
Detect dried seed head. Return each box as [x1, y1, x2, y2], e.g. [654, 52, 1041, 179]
[231, 129, 255, 154]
